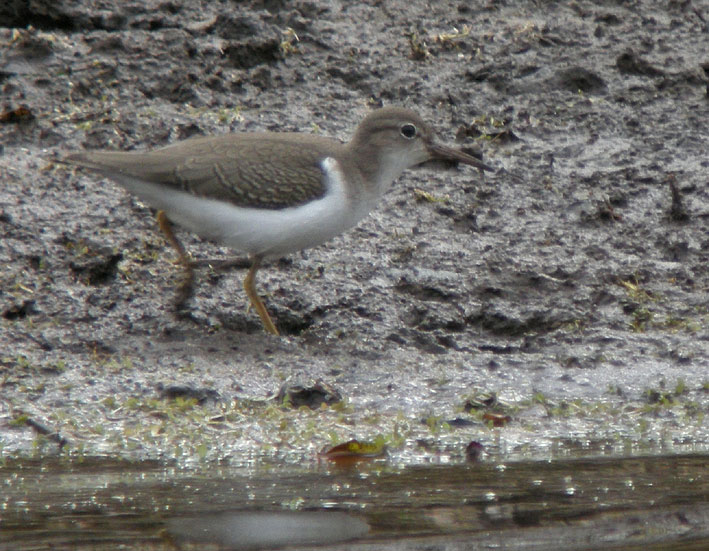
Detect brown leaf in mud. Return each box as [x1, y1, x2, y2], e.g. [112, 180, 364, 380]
[321, 439, 387, 463]
[465, 441, 485, 462]
[482, 413, 512, 427]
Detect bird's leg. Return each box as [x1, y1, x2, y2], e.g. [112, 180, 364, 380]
[243, 255, 279, 336]
[156, 210, 195, 312]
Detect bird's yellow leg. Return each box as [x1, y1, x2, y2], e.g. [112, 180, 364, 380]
[243, 256, 279, 336]
[156, 210, 195, 310]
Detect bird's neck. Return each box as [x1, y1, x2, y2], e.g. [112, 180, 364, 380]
[345, 142, 407, 200]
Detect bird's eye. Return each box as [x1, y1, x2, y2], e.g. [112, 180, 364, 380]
[400, 123, 417, 139]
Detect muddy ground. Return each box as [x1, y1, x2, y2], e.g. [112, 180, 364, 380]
[1, 0, 708, 464]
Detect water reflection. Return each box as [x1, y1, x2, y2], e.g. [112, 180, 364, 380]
[1, 454, 707, 550]
[167, 511, 369, 549]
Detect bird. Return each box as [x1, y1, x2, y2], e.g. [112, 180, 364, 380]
[62, 106, 493, 335]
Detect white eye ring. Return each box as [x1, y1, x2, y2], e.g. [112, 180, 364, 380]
[400, 123, 417, 139]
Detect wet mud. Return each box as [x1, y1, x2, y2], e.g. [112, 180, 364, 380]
[1, 1, 708, 463]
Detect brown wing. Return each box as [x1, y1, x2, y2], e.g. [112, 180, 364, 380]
[65, 133, 339, 210]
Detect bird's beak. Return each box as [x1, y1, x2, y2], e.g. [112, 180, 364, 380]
[426, 142, 495, 172]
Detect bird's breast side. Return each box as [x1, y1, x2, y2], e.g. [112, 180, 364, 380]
[220, 156, 371, 257]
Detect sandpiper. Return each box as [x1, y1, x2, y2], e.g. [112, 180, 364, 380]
[64, 106, 493, 335]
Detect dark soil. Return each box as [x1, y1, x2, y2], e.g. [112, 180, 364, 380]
[1, 0, 708, 463]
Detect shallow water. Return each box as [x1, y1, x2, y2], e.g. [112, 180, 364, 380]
[2, 452, 707, 550]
